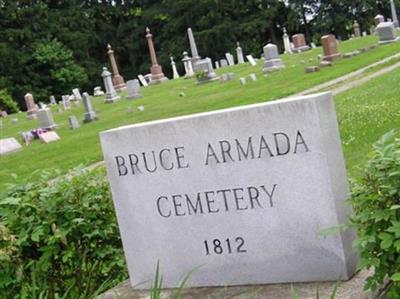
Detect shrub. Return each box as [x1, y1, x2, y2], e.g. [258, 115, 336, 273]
[0, 89, 19, 113]
[0, 167, 127, 298]
[350, 130, 400, 293]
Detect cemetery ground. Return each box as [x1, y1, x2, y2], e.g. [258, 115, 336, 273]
[1, 34, 400, 298]
[1, 35, 400, 188]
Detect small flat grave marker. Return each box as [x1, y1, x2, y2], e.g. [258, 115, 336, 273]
[39, 131, 60, 144]
[0, 138, 22, 155]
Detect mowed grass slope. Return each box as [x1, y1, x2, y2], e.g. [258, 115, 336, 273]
[1, 35, 400, 188]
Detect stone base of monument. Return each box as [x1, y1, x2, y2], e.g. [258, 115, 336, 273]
[322, 53, 341, 62]
[292, 46, 311, 53]
[196, 75, 219, 85]
[113, 76, 127, 91]
[98, 270, 382, 299]
[378, 36, 400, 44]
[262, 59, 284, 73]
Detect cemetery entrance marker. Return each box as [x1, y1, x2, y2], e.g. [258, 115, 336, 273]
[100, 92, 357, 289]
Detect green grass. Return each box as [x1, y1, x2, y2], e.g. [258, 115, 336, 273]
[1, 35, 400, 188]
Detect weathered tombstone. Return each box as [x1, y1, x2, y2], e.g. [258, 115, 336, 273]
[82, 92, 97, 123]
[21, 131, 34, 145]
[225, 53, 235, 66]
[62, 95, 71, 110]
[374, 14, 385, 25]
[107, 44, 126, 91]
[262, 43, 284, 73]
[72, 88, 82, 101]
[219, 59, 228, 67]
[0, 138, 22, 155]
[236, 42, 245, 64]
[37, 108, 56, 129]
[0, 110, 8, 118]
[145, 28, 168, 84]
[39, 131, 60, 144]
[390, 0, 399, 27]
[311, 42, 317, 48]
[195, 58, 218, 84]
[170, 57, 180, 79]
[69, 115, 80, 129]
[282, 28, 292, 54]
[215, 61, 220, 69]
[305, 66, 320, 73]
[94, 86, 105, 96]
[249, 73, 257, 81]
[220, 74, 228, 82]
[102, 67, 120, 103]
[49, 95, 57, 105]
[376, 22, 399, 44]
[362, 31, 368, 37]
[187, 28, 201, 70]
[321, 34, 341, 61]
[182, 52, 195, 79]
[246, 55, 257, 66]
[138, 74, 149, 86]
[239, 77, 247, 85]
[353, 21, 361, 38]
[227, 73, 235, 80]
[99, 92, 357, 289]
[24, 93, 37, 119]
[126, 79, 142, 100]
[292, 34, 310, 52]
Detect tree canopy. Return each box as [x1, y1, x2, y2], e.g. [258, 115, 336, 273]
[0, 0, 397, 109]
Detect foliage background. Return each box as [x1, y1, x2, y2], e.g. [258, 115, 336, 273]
[0, 0, 397, 109]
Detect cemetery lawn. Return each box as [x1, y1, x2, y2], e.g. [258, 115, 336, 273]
[1, 35, 400, 188]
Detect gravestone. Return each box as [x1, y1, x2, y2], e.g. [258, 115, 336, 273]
[220, 59, 228, 67]
[262, 43, 284, 73]
[249, 73, 257, 81]
[100, 92, 357, 289]
[170, 57, 180, 79]
[72, 88, 82, 101]
[62, 95, 71, 110]
[182, 52, 195, 78]
[236, 42, 245, 64]
[215, 61, 220, 69]
[107, 44, 126, 91]
[246, 55, 257, 66]
[239, 77, 246, 85]
[69, 115, 80, 129]
[282, 28, 292, 54]
[225, 53, 235, 66]
[292, 34, 310, 52]
[0, 110, 8, 118]
[39, 131, 60, 144]
[37, 108, 56, 129]
[137, 105, 145, 112]
[195, 58, 218, 84]
[49, 95, 57, 105]
[321, 34, 341, 61]
[82, 92, 97, 123]
[145, 28, 168, 84]
[376, 22, 399, 44]
[138, 74, 149, 86]
[126, 79, 142, 100]
[187, 28, 201, 69]
[24, 93, 37, 119]
[353, 21, 361, 37]
[94, 86, 105, 96]
[390, 0, 399, 27]
[374, 14, 385, 25]
[73, 101, 80, 108]
[0, 138, 22, 156]
[102, 67, 120, 103]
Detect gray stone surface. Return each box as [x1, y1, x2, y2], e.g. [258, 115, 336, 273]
[69, 115, 80, 129]
[236, 42, 245, 64]
[62, 95, 71, 110]
[187, 28, 200, 68]
[100, 92, 357, 289]
[182, 52, 195, 78]
[220, 59, 228, 67]
[246, 55, 257, 66]
[94, 86, 105, 96]
[262, 44, 284, 73]
[99, 269, 377, 299]
[0, 137, 22, 155]
[138, 75, 149, 87]
[195, 58, 218, 84]
[39, 131, 60, 144]
[72, 88, 82, 101]
[82, 92, 97, 123]
[376, 22, 400, 44]
[126, 79, 142, 100]
[37, 108, 56, 129]
[225, 53, 234, 66]
[102, 67, 120, 103]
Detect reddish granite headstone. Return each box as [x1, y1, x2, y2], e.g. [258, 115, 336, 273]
[292, 34, 306, 48]
[145, 27, 168, 84]
[24, 93, 37, 120]
[321, 34, 341, 62]
[107, 44, 126, 91]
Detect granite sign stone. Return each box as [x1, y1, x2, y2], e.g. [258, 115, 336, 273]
[102, 67, 120, 103]
[100, 92, 357, 289]
[0, 138, 22, 155]
[107, 44, 126, 91]
[321, 34, 341, 61]
[262, 43, 284, 73]
[126, 79, 142, 100]
[376, 22, 399, 43]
